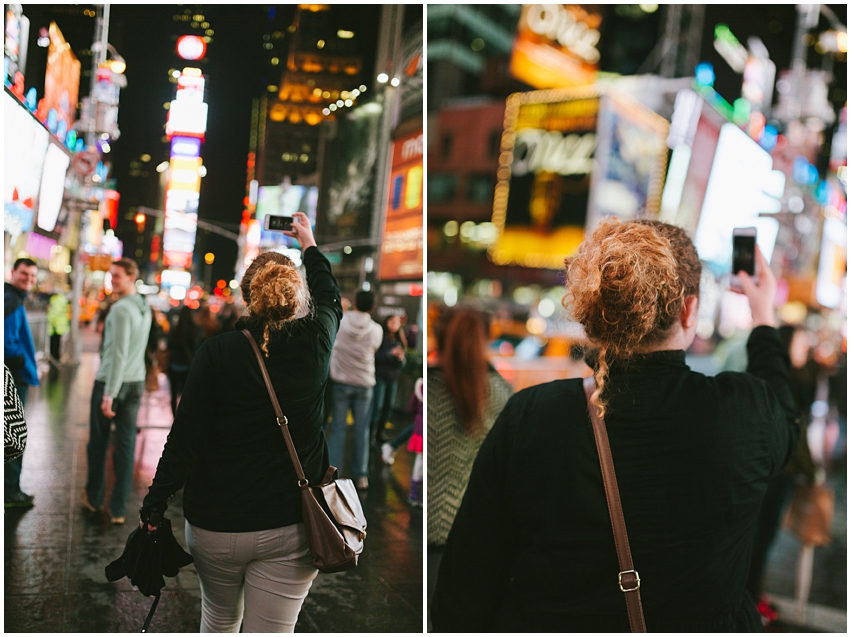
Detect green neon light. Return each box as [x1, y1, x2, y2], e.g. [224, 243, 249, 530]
[714, 23, 741, 48]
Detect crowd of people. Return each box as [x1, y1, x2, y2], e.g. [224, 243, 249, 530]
[4, 214, 846, 632]
[4, 214, 423, 632]
[426, 219, 847, 632]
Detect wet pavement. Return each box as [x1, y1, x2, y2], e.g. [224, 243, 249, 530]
[5, 325, 423, 633]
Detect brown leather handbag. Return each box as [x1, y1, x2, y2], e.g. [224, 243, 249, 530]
[583, 376, 647, 632]
[243, 330, 367, 573]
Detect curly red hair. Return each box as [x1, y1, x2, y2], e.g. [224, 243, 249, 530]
[240, 251, 309, 356]
[563, 218, 701, 416]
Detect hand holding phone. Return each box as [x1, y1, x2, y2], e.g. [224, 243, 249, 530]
[733, 243, 778, 328]
[283, 212, 317, 250]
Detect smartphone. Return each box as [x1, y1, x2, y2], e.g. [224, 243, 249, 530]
[731, 227, 758, 286]
[264, 215, 294, 232]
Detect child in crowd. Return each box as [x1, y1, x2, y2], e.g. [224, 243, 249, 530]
[407, 377, 423, 507]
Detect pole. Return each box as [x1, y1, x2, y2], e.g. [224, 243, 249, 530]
[368, 4, 404, 289]
[65, 208, 87, 366]
[67, 3, 111, 366]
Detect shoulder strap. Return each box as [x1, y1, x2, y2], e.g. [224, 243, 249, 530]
[242, 329, 309, 485]
[583, 376, 646, 632]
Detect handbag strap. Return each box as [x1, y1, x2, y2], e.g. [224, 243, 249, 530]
[242, 330, 309, 486]
[583, 376, 647, 633]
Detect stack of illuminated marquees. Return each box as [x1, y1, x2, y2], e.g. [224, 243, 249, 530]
[162, 51, 208, 279]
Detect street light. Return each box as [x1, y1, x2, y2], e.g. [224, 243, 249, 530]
[106, 46, 126, 74]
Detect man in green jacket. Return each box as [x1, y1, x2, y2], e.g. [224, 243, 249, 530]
[81, 258, 151, 524]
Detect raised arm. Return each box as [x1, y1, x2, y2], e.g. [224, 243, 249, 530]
[286, 212, 342, 343]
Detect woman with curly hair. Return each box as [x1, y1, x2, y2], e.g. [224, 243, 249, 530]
[139, 212, 342, 632]
[431, 219, 800, 632]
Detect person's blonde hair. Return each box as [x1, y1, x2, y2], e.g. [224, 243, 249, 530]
[563, 218, 701, 417]
[240, 251, 309, 356]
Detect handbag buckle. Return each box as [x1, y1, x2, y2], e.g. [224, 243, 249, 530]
[277, 416, 288, 427]
[618, 570, 640, 592]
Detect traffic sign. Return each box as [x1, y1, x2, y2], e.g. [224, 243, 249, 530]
[72, 151, 99, 177]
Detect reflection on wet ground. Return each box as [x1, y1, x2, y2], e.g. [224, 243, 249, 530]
[5, 329, 422, 632]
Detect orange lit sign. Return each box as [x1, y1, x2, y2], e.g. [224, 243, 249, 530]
[510, 5, 601, 89]
[379, 129, 423, 281]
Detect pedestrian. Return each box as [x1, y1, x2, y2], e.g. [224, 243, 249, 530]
[139, 212, 342, 632]
[431, 219, 800, 632]
[407, 377, 423, 507]
[47, 291, 70, 362]
[369, 314, 407, 447]
[426, 307, 513, 613]
[166, 305, 201, 415]
[197, 303, 220, 341]
[4, 364, 28, 464]
[81, 258, 152, 524]
[4, 257, 39, 508]
[747, 324, 817, 624]
[326, 290, 383, 490]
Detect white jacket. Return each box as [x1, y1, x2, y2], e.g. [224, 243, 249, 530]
[329, 311, 383, 387]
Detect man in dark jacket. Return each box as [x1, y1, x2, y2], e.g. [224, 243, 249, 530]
[4, 258, 39, 507]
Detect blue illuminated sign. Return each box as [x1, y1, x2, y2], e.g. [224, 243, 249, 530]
[170, 135, 202, 158]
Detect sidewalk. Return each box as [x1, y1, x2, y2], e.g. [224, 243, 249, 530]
[4, 326, 423, 632]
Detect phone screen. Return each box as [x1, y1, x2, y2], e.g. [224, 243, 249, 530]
[266, 215, 293, 231]
[732, 235, 756, 275]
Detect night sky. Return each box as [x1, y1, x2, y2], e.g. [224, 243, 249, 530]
[105, 5, 385, 285]
[18, 4, 390, 285]
[16, 5, 844, 284]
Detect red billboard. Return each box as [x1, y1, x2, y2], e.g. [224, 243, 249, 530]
[378, 129, 423, 281]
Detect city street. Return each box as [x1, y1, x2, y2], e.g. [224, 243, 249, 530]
[4, 326, 423, 633]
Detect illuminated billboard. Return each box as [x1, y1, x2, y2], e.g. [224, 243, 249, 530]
[4, 90, 49, 242]
[170, 135, 201, 157]
[509, 4, 600, 90]
[256, 182, 318, 248]
[379, 129, 423, 281]
[36, 141, 71, 232]
[166, 99, 208, 138]
[693, 123, 783, 277]
[491, 87, 600, 269]
[161, 67, 209, 271]
[167, 156, 202, 192]
[816, 216, 846, 309]
[44, 22, 80, 134]
[585, 93, 669, 233]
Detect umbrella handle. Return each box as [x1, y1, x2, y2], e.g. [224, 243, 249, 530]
[141, 591, 161, 633]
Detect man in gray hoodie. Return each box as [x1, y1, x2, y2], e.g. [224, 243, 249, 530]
[327, 290, 383, 490]
[81, 258, 151, 524]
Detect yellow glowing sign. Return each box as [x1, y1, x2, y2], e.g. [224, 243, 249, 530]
[167, 156, 202, 192]
[491, 87, 600, 269]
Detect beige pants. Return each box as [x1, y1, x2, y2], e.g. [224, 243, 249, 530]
[186, 521, 318, 633]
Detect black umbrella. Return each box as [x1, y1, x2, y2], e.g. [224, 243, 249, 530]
[105, 515, 193, 632]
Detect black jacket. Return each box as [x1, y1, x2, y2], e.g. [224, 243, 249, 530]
[374, 334, 405, 383]
[141, 247, 342, 532]
[431, 326, 799, 632]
